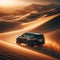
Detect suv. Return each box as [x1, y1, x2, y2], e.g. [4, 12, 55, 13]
[16, 32, 45, 47]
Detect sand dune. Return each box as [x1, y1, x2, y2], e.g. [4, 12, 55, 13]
[0, 14, 60, 59]
[0, 4, 60, 60]
[0, 40, 57, 60]
[0, 4, 60, 33]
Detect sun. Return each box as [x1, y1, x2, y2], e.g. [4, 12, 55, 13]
[0, 0, 17, 7]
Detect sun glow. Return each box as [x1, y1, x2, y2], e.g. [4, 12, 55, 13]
[0, 0, 30, 8]
[0, 0, 18, 7]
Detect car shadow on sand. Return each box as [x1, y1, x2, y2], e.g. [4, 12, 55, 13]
[18, 44, 60, 59]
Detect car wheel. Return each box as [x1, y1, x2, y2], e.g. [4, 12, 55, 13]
[28, 44, 34, 47]
[37, 44, 42, 47]
[16, 39, 21, 44]
[28, 41, 34, 47]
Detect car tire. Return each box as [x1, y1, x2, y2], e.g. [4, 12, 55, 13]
[17, 39, 21, 44]
[28, 41, 34, 47]
[37, 44, 42, 47]
[28, 44, 34, 47]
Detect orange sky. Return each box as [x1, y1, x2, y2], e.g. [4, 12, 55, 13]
[0, 0, 31, 8]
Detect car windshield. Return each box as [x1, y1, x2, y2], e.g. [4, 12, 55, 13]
[35, 35, 44, 39]
[22, 33, 34, 38]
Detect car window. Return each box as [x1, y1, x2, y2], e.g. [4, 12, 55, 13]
[22, 33, 34, 38]
[35, 35, 44, 39]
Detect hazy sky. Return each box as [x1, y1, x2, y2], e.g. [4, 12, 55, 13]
[18, 0, 60, 5]
[0, 0, 60, 8]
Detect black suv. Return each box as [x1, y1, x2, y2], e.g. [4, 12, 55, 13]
[16, 32, 45, 47]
